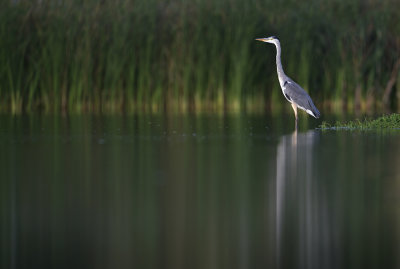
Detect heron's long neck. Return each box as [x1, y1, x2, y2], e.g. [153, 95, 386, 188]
[275, 42, 286, 83]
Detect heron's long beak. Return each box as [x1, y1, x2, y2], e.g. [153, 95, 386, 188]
[255, 38, 270, 42]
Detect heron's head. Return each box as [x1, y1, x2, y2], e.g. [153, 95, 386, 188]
[255, 36, 279, 44]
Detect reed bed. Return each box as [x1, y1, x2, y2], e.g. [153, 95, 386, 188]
[0, 0, 399, 113]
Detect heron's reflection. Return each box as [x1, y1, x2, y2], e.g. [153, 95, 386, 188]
[275, 130, 334, 269]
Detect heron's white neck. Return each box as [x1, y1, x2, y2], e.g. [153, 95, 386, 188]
[274, 41, 286, 85]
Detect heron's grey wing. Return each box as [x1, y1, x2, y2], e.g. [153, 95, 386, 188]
[283, 80, 321, 118]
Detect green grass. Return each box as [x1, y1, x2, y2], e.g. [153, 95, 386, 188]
[320, 114, 400, 130]
[0, 0, 399, 113]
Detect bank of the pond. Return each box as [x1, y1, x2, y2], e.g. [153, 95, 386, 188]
[320, 114, 400, 130]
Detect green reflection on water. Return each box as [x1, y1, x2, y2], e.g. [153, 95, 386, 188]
[0, 114, 399, 269]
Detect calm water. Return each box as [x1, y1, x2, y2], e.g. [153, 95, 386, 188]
[1, 113, 399, 269]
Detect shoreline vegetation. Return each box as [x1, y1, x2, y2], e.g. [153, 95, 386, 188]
[1, 0, 400, 113]
[320, 113, 400, 130]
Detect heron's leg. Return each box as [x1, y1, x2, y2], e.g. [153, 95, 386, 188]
[291, 103, 298, 129]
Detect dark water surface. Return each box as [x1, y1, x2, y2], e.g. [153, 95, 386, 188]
[1, 113, 399, 269]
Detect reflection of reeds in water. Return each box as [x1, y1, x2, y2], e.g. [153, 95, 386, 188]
[1, 115, 400, 268]
[1, 0, 399, 113]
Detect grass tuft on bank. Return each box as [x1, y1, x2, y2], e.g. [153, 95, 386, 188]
[320, 114, 400, 130]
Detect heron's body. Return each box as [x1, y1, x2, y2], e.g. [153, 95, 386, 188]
[256, 36, 320, 126]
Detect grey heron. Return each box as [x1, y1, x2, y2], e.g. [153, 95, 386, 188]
[256, 36, 320, 127]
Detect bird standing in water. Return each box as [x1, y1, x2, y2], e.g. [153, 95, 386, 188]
[256, 36, 320, 128]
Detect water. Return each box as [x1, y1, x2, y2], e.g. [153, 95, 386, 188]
[1, 113, 399, 269]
